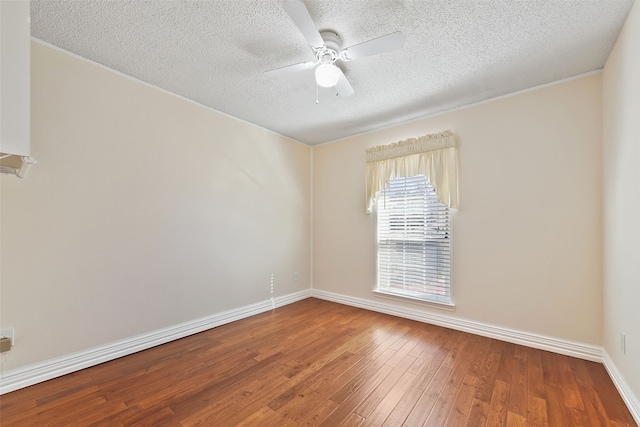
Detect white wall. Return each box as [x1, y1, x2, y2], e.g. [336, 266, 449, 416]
[602, 0, 640, 404]
[313, 74, 603, 345]
[0, 41, 311, 370]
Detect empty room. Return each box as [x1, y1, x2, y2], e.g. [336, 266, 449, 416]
[0, 0, 638, 425]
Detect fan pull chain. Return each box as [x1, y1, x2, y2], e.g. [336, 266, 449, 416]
[316, 83, 319, 104]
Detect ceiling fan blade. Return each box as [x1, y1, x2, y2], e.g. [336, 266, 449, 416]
[264, 61, 316, 76]
[335, 68, 354, 98]
[340, 31, 404, 61]
[282, 0, 325, 49]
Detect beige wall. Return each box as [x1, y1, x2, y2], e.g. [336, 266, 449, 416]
[0, 42, 311, 370]
[603, 0, 640, 401]
[313, 74, 603, 345]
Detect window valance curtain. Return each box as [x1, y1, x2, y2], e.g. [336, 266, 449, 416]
[366, 130, 458, 213]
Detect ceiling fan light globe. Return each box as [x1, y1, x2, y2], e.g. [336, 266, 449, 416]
[315, 64, 341, 87]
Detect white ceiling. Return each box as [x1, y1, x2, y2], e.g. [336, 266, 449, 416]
[31, 0, 634, 146]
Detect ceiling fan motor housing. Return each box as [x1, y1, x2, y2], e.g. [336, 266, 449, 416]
[318, 31, 342, 63]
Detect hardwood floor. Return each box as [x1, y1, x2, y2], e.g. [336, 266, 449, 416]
[0, 298, 636, 426]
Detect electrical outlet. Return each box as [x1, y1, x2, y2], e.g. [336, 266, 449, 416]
[293, 272, 299, 283]
[0, 327, 15, 344]
[620, 333, 626, 354]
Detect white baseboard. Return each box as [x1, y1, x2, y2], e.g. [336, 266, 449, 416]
[310, 289, 603, 362]
[602, 351, 640, 425]
[0, 290, 311, 395]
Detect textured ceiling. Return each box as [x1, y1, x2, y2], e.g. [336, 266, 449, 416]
[31, 0, 634, 145]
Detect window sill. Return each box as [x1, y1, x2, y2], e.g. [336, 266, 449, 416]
[372, 290, 456, 312]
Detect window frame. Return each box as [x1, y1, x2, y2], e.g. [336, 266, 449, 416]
[373, 174, 455, 311]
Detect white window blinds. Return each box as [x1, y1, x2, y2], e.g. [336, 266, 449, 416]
[376, 175, 451, 303]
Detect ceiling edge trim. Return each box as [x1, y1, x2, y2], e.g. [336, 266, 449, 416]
[30, 37, 309, 148]
[312, 68, 603, 149]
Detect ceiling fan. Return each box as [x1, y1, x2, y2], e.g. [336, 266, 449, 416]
[264, 0, 404, 98]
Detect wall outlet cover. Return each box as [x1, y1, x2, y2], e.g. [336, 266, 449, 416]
[0, 327, 15, 344]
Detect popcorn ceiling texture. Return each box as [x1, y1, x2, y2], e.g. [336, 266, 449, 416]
[31, 0, 633, 145]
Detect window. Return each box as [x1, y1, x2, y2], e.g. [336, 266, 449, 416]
[375, 174, 451, 304]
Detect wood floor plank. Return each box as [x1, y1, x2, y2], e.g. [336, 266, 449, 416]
[467, 337, 492, 378]
[361, 370, 417, 426]
[474, 346, 502, 404]
[267, 350, 357, 411]
[506, 411, 527, 427]
[409, 344, 450, 392]
[407, 346, 437, 377]
[543, 383, 572, 426]
[443, 374, 481, 427]
[570, 407, 594, 427]
[402, 332, 468, 425]
[86, 405, 142, 426]
[340, 412, 366, 427]
[354, 354, 416, 419]
[380, 386, 423, 426]
[570, 357, 595, 387]
[52, 404, 130, 427]
[385, 337, 420, 368]
[528, 394, 550, 427]
[7, 389, 105, 425]
[506, 347, 528, 418]
[38, 396, 111, 426]
[425, 336, 482, 425]
[494, 341, 516, 384]
[583, 360, 637, 426]
[485, 379, 510, 427]
[177, 362, 292, 426]
[406, 327, 440, 359]
[554, 353, 586, 410]
[234, 406, 277, 427]
[319, 364, 394, 426]
[330, 348, 396, 405]
[465, 398, 491, 427]
[289, 340, 399, 423]
[541, 350, 563, 387]
[233, 402, 299, 427]
[404, 361, 454, 425]
[165, 354, 285, 419]
[0, 299, 635, 427]
[294, 398, 340, 427]
[527, 346, 547, 398]
[577, 382, 613, 427]
[306, 343, 380, 397]
[271, 389, 324, 422]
